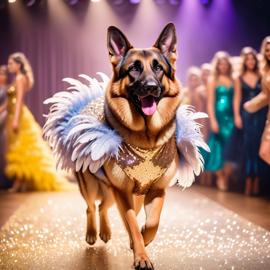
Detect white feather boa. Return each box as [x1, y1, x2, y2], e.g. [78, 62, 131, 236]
[43, 74, 210, 188]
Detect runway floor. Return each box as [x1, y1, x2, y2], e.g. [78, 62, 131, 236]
[0, 187, 270, 270]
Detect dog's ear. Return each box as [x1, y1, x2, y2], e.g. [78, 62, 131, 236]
[107, 26, 133, 66]
[153, 23, 177, 69]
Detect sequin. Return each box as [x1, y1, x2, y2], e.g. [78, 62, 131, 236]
[81, 96, 105, 122]
[117, 136, 177, 194]
[1, 189, 269, 269]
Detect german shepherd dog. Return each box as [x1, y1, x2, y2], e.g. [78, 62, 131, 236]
[77, 23, 181, 269]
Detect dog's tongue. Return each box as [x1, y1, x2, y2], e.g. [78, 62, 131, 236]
[141, 96, 157, 116]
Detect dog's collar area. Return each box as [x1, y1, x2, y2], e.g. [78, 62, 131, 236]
[116, 136, 177, 194]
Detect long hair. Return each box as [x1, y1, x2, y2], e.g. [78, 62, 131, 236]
[239, 47, 260, 77]
[260, 36, 270, 74]
[10, 52, 34, 90]
[211, 51, 232, 79]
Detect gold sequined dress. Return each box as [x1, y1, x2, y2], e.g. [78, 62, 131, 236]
[5, 85, 69, 190]
[245, 73, 270, 141]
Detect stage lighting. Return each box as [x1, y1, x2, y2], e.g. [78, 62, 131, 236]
[8, 0, 16, 3]
[91, 0, 100, 2]
[129, 0, 140, 4]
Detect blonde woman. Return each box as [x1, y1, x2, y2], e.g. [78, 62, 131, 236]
[244, 37, 270, 165]
[6, 52, 71, 192]
[203, 52, 234, 191]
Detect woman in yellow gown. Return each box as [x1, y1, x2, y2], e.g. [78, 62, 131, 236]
[6, 52, 72, 192]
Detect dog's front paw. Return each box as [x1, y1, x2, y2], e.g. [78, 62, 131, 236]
[86, 230, 97, 245]
[99, 215, 111, 243]
[99, 226, 111, 243]
[134, 252, 154, 270]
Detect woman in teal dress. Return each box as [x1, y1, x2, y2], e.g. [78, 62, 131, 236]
[203, 51, 234, 191]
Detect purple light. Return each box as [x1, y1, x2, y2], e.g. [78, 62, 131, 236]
[200, 0, 210, 5]
[155, 0, 166, 4]
[169, 0, 180, 5]
[129, 0, 141, 4]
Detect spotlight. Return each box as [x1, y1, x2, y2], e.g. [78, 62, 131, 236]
[8, 0, 16, 3]
[129, 0, 140, 4]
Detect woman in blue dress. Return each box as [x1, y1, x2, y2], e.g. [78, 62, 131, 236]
[234, 47, 268, 195]
[203, 51, 234, 191]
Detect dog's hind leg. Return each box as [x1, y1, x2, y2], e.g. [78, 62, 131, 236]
[98, 181, 114, 243]
[76, 170, 99, 245]
[141, 189, 165, 247]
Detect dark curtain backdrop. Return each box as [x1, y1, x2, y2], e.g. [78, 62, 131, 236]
[0, 0, 270, 125]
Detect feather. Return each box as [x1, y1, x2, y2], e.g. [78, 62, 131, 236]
[43, 73, 122, 174]
[175, 105, 210, 188]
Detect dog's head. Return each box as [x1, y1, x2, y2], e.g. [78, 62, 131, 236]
[106, 23, 181, 134]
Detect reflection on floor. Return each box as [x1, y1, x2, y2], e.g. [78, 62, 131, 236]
[0, 187, 270, 269]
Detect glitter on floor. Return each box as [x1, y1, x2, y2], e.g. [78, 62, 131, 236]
[0, 187, 269, 270]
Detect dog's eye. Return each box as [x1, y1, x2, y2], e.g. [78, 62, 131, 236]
[129, 61, 142, 73]
[152, 60, 163, 73]
[130, 65, 141, 72]
[153, 64, 163, 72]
[128, 61, 142, 78]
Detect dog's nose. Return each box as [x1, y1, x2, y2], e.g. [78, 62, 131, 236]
[144, 81, 159, 93]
